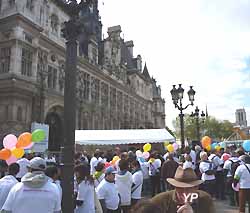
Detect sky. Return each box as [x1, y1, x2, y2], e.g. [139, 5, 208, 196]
[96, 0, 250, 129]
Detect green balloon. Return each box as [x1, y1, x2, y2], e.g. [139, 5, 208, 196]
[32, 129, 46, 142]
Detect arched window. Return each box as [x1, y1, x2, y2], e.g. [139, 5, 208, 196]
[17, 106, 22, 121]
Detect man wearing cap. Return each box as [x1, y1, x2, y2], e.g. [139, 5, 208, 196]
[96, 166, 120, 213]
[150, 166, 214, 213]
[1, 157, 61, 213]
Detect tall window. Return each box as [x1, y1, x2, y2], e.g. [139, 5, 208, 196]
[26, 0, 34, 11]
[17, 106, 22, 121]
[47, 65, 57, 89]
[51, 14, 59, 34]
[21, 48, 32, 76]
[0, 48, 11, 73]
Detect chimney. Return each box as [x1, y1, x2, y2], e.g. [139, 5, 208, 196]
[125, 40, 134, 56]
[107, 25, 122, 38]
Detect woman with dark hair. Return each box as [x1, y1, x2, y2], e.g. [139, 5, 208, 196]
[74, 163, 95, 213]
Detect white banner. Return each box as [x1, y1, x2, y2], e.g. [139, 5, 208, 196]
[31, 122, 49, 153]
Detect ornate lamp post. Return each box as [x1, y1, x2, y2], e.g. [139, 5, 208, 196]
[190, 106, 206, 142]
[60, 0, 93, 212]
[170, 84, 195, 150]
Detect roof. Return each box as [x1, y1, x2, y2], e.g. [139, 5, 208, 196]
[75, 129, 175, 145]
[142, 63, 151, 80]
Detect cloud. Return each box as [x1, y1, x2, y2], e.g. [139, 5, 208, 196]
[98, 0, 250, 129]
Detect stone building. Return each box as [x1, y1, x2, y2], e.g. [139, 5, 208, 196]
[235, 108, 247, 128]
[0, 0, 165, 151]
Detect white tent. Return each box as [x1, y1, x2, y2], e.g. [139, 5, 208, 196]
[75, 129, 175, 145]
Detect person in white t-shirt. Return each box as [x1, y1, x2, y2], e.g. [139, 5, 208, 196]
[149, 152, 161, 197]
[16, 156, 30, 181]
[96, 166, 120, 213]
[90, 149, 101, 175]
[0, 163, 19, 210]
[131, 160, 143, 206]
[45, 166, 62, 200]
[199, 151, 216, 198]
[1, 157, 61, 213]
[74, 163, 95, 213]
[115, 159, 133, 213]
[234, 154, 250, 213]
[208, 150, 225, 200]
[183, 154, 194, 170]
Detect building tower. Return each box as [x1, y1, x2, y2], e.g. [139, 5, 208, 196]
[235, 108, 247, 127]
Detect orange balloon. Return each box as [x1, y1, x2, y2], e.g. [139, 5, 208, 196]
[16, 132, 32, 148]
[0, 149, 11, 160]
[201, 136, 212, 148]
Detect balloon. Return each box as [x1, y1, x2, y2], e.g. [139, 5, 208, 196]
[142, 152, 150, 159]
[243, 140, 250, 152]
[201, 136, 212, 148]
[205, 145, 211, 151]
[173, 143, 179, 151]
[167, 144, 174, 153]
[3, 134, 17, 149]
[32, 129, 46, 142]
[220, 142, 226, 149]
[6, 155, 17, 165]
[11, 148, 25, 158]
[104, 162, 111, 168]
[0, 149, 11, 160]
[143, 143, 152, 152]
[16, 132, 32, 148]
[211, 143, 217, 150]
[23, 142, 34, 149]
[215, 145, 221, 152]
[135, 150, 143, 158]
[111, 156, 120, 165]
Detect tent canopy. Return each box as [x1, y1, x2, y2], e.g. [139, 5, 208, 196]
[75, 129, 175, 145]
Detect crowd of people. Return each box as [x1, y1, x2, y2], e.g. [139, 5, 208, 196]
[0, 144, 249, 213]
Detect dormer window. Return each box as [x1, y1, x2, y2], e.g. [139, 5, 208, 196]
[51, 14, 59, 34]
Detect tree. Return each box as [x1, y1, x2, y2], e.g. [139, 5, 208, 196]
[173, 115, 234, 141]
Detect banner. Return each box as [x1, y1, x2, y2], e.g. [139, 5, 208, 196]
[31, 122, 49, 153]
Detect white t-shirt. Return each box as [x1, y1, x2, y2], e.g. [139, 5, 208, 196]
[115, 171, 133, 206]
[2, 181, 61, 213]
[234, 164, 250, 189]
[208, 154, 224, 171]
[199, 161, 215, 181]
[223, 157, 240, 177]
[47, 178, 62, 200]
[149, 159, 161, 176]
[90, 157, 98, 175]
[75, 180, 95, 213]
[16, 158, 30, 179]
[139, 162, 150, 179]
[94, 173, 105, 187]
[96, 179, 119, 210]
[131, 170, 143, 199]
[183, 161, 194, 170]
[0, 175, 18, 210]
[190, 150, 196, 164]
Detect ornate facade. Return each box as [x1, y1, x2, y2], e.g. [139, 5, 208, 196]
[0, 0, 165, 151]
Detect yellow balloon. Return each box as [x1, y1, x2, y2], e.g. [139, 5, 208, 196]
[112, 156, 120, 164]
[11, 148, 24, 158]
[167, 144, 174, 153]
[215, 146, 221, 152]
[143, 143, 152, 152]
[206, 145, 211, 151]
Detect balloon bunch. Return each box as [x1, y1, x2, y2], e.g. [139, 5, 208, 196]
[166, 142, 179, 153]
[0, 129, 46, 165]
[135, 143, 152, 163]
[201, 136, 212, 151]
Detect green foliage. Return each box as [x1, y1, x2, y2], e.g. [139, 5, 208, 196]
[173, 115, 234, 141]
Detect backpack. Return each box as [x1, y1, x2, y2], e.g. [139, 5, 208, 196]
[210, 156, 218, 171]
[230, 160, 241, 177]
[205, 160, 216, 175]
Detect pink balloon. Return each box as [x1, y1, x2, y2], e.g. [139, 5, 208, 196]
[23, 142, 34, 149]
[173, 143, 179, 151]
[3, 134, 17, 149]
[6, 155, 17, 165]
[142, 152, 150, 159]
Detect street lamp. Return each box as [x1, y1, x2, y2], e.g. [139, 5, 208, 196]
[60, 0, 93, 212]
[190, 106, 206, 142]
[170, 84, 195, 150]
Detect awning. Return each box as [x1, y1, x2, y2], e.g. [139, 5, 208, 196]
[75, 129, 175, 145]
